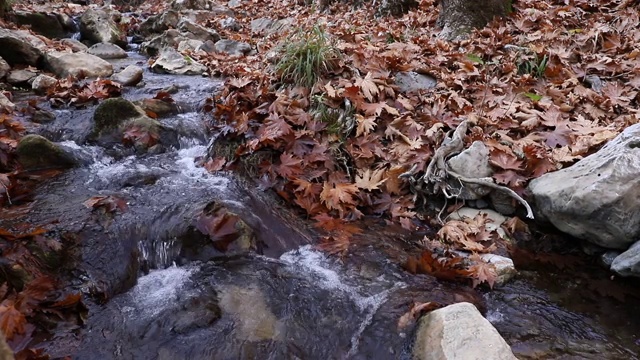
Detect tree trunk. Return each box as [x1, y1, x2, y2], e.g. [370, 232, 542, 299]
[437, 0, 511, 40]
[0, 0, 10, 19]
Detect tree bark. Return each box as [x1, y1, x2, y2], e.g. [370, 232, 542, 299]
[0, 0, 10, 19]
[437, 0, 511, 40]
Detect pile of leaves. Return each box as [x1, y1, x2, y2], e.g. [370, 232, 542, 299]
[46, 77, 122, 108]
[0, 226, 86, 356]
[184, 0, 639, 285]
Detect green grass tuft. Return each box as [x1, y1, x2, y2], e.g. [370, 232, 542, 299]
[275, 26, 340, 88]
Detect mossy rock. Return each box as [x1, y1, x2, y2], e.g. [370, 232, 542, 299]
[91, 97, 147, 137]
[17, 134, 77, 170]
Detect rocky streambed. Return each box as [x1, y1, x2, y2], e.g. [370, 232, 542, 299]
[1, 1, 640, 359]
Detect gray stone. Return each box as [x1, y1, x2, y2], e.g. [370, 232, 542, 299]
[138, 10, 180, 36]
[228, 0, 242, 8]
[150, 47, 207, 75]
[57, 13, 78, 33]
[600, 250, 621, 268]
[250, 17, 292, 35]
[528, 123, 640, 249]
[140, 29, 189, 57]
[0, 57, 9, 80]
[611, 241, 640, 277]
[177, 19, 220, 43]
[112, 65, 143, 86]
[87, 43, 128, 59]
[479, 254, 516, 286]
[181, 8, 235, 23]
[13, 10, 66, 39]
[214, 39, 251, 56]
[219, 17, 240, 31]
[79, 8, 126, 47]
[394, 71, 437, 93]
[135, 98, 179, 117]
[17, 135, 77, 170]
[31, 109, 56, 123]
[61, 39, 89, 53]
[6, 69, 37, 87]
[0, 29, 46, 66]
[0, 93, 14, 112]
[45, 51, 113, 78]
[177, 39, 204, 52]
[414, 302, 517, 360]
[90, 97, 162, 150]
[31, 74, 58, 94]
[446, 141, 493, 200]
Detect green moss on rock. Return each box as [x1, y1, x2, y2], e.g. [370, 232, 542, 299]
[17, 134, 76, 170]
[92, 97, 146, 136]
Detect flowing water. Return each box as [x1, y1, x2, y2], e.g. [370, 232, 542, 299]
[4, 51, 640, 359]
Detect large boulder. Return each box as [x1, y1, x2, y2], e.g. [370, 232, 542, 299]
[413, 302, 517, 360]
[0, 29, 46, 66]
[112, 65, 143, 86]
[12, 10, 66, 39]
[177, 19, 220, 43]
[6, 69, 38, 87]
[45, 51, 113, 78]
[150, 47, 207, 75]
[87, 42, 128, 59]
[17, 135, 77, 170]
[138, 10, 180, 36]
[90, 97, 168, 152]
[528, 123, 640, 249]
[140, 29, 189, 57]
[79, 8, 127, 47]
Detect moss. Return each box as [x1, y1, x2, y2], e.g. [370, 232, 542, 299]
[92, 97, 145, 136]
[17, 134, 76, 170]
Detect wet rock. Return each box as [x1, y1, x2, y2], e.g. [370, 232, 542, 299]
[0, 28, 46, 66]
[414, 302, 517, 360]
[79, 8, 127, 47]
[171, 0, 231, 11]
[0, 93, 14, 112]
[150, 47, 207, 75]
[16, 134, 77, 170]
[0, 57, 9, 80]
[177, 39, 204, 52]
[140, 29, 189, 57]
[87, 42, 128, 60]
[394, 71, 437, 93]
[57, 13, 78, 33]
[479, 254, 516, 286]
[446, 141, 493, 200]
[31, 74, 57, 94]
[135, 98, 179, 117]
[60, 38, 89, 53]
[528, 123, 640, 249]
[31, 109, 56, 123]
[12, 10, 66, 39]
[250, 17, 292, 35]
[91, 97, 146, 136]
[214, 39, 252, 56]
[138, 10, 180, 36]
[600, 250, 620, 268]
[6, 69, 37, 87]
[112, 65, 143, 86]
[218, 285, 282, 341]
[611, 241, 640, 277]
[45, 52, 113, 79]
[219, 17, 240, 31]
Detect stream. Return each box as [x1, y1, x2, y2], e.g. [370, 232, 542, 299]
[4, 50, 640, 359]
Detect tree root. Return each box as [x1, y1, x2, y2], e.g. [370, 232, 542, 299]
[402, 119, 534, 221]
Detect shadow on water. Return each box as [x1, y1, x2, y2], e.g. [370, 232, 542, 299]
[3, 52, 640, 360]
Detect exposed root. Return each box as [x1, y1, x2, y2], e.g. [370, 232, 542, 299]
[403, 119, 534, 221]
